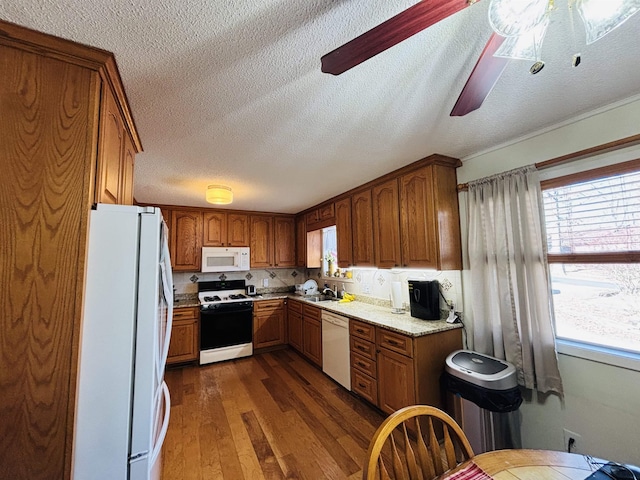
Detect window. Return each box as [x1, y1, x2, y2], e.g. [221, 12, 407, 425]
[541, 160, 640, 355]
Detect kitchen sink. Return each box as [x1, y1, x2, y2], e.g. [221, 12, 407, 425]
[306, 295, 339, 303]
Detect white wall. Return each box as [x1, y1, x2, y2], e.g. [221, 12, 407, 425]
[457, 95, 640, 466]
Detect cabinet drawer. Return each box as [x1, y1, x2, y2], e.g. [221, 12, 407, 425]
[351, 351, 376, 378]
[350, 319, 375, 342]
[351, 368, 378, 405]
[377, 328, 413, 358]
[173, 306, 198, 321]
[288, 299, 303, 314]
[302, 304, 321, 321]
[253, 299, 283, 311]
[350, 336, 376, 360]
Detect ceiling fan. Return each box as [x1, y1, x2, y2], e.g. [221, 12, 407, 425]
[320, 0, 640, 117]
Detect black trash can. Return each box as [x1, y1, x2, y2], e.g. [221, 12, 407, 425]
[442, 350, 522, 454]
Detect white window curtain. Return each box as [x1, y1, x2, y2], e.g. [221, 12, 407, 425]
[468, 165, 563, 395]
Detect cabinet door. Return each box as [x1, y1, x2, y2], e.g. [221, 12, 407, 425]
[119, 132, 135, 205]
[273, 216, 296, 267]
[399, 166, 437, 268]
[377, 348, 416, 415]
[335, 197, 352, 268]
[203, 211, 227, 247]
[171, 210, 203, 271]
[227, 213, 249, 246]
[303, 316, 322, 367]
[167, 319, 198, 364]
[96, 85, 123, 204]
[295, 215, 306, 267]
[372, 179, 401, 268]
[250, 215, 273, 268]
[351, 190, 374, 266]
[254, 306, 285, 349]
[288, 309, 303, 352]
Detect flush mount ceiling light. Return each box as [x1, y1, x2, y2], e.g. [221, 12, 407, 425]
[489, 0, 640, 66]
[206, 185, 233, 205]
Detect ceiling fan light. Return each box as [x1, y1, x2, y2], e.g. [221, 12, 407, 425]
[577, 0, 640, 45]
[493, 17, 550, 61]
[488, 0, 550, 37]
[206, 185, 233, 205]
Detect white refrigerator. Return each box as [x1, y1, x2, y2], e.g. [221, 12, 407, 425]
[73, 204, 173, 479]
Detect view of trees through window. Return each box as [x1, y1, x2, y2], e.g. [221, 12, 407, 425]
[542, 168, 640, 354]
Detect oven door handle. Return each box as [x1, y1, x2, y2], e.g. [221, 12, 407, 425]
[200, 306, 254, 315]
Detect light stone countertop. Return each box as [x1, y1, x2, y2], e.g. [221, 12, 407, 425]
[257, 293, 463, 338]
[174, 292, 462, 338]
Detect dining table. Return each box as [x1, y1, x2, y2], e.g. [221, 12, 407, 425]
[441, 448, 614, 480]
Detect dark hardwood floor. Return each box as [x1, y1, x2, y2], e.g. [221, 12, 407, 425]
[162, 349, 386, 479]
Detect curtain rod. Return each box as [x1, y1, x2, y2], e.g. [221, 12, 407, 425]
[456, 132, 640, 192]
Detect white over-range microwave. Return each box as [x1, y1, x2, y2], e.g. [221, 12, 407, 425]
[201, 246, 250, 272]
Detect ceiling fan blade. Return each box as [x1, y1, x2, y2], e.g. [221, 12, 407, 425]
[321, 0, 480, 76]
[450, 33, 508, 117]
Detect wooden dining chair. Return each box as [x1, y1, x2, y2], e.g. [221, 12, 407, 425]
[362, 405, 474, 480]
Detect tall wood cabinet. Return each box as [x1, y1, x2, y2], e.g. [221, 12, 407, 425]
[95, 85, 137, 205]
[250, 214, 273, 268]
[0, 21, 141, 479]
[273, 216, 296, 267]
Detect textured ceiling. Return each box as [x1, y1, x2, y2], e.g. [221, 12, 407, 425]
[2, 1, 640, 213]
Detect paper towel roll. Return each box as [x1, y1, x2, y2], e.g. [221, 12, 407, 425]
[391, 281, 403, 309]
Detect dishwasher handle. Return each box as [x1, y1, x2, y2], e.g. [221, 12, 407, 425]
[322, 312, 349, 329]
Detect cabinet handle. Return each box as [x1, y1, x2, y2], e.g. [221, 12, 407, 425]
[358, 383, 366, 388]
[387, 339, 400, 346]
[357, 345, 367, 352]
[356, 329, 365, 334]
[357, 361, 366, 368]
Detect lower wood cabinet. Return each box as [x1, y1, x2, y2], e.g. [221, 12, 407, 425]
[302, 304, 322, 367]
[350, 318, 462, 414]
[287, 299, 303, 352]
[253, 299, 286, 350]
[167, 306, 199, 365]
[288, 302, 323, 367]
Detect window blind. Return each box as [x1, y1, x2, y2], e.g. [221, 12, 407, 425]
[542, 170, 640, 254]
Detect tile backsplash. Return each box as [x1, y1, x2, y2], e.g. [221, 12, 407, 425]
[173, 268, 309, 294]
[311, 267, 463, 314]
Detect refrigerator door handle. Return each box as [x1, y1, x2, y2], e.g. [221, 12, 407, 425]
[149, 381, 171, 466]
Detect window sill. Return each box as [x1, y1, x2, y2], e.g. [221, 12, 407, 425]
[556, 339, 640, 373]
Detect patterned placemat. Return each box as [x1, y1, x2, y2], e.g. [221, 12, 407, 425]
[441, 463, 493, 480]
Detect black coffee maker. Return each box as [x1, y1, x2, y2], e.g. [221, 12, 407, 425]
[408, 280, 440, 320]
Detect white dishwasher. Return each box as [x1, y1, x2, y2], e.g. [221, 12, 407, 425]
[322, 311, 351, 391]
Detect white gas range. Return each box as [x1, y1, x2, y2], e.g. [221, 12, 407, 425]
[198, 280, 254, 365]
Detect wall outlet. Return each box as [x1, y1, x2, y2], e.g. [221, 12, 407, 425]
[563, 428, 582, 453]
[262, 278, 268, 287]
[362, 283, 371, 294]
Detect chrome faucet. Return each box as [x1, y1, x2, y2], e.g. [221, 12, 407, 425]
[322, 285, 338, 297]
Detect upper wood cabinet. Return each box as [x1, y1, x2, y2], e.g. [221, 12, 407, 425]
[351, 189, 375, 267]
[95, 84, 138, 205]
[228, 213, 250, 246]
[399, 164, 461, 270]
[306, 202, 335, 231]
[335, 197, 353, 268]
[372, 179, 401, 268]
[171, 210, 203, 271]
[299, 155, 462, 270]
[250, 215, 273, 268]
[203, 211, 249, 247]
[295, 215, 306, 267]
[0, 21, 141, 479]
[273, 216, 296, 267]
